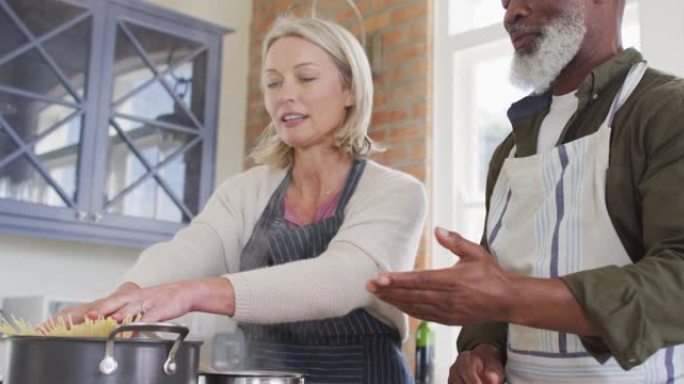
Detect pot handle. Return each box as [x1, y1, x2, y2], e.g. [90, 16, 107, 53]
[99, 322, 189, 376]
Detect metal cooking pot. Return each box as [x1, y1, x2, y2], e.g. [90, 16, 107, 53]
[199, 370, 305, 384]
[3, 322, 201, 384]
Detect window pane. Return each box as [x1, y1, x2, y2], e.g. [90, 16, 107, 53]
[0, 91, 77, 142]
[0, 49, 75, 102]
[111, 23, 206, 127]
[0, 6, 26, 57]
[125, 22, 202, 71]
[106, 176, 184, 222]
[1, 1, 90, 101]
[5, 0, 86, 38]
[33, 115, 82, 201]
[44, 18, 92, 99]
[0, 154, 67, 206]
[0, 126, 18, 160]
[453, 39, 526, 196]
[622, 2, 641, 50]
[112, 118, 196, 167]
[0, 91, 81, 205]
[451, 39, 526, 240]
[449, 0, 505, 34]
[104, 120, 199, 223]
[158, 141, 201, 216]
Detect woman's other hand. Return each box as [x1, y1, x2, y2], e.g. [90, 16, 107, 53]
[448, 344, 505, 384]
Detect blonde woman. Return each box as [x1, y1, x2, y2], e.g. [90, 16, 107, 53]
[61, 17, 426, 382]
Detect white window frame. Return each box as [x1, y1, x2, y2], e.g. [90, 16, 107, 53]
[432, 0, 684, 381]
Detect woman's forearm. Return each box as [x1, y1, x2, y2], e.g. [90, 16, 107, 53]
[189, 277, 236, 317]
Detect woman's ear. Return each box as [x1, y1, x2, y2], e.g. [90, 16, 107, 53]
[344, 89, 355, 107]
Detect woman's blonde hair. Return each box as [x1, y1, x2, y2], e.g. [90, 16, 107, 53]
[250, 17, 379, 169]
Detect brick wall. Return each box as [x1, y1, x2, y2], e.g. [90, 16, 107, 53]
[246, 0, 433, 369]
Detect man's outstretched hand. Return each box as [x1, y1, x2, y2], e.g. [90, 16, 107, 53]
[367, 227, 517, 326]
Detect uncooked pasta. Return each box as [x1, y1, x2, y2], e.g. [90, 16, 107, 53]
[0, 313, 142, 338]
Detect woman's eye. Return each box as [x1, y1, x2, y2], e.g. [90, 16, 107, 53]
[266, 81, 281, 89]
[299, 77, 317, 83]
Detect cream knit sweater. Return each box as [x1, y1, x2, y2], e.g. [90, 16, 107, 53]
[124, 160, 427, 339]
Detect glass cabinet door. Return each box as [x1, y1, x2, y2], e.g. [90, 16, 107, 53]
[0, 0, 91, 216]
[93, 8, 216, 226]
[0, 0, 225, 246]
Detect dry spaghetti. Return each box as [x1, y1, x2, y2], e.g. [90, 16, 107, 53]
[0, 314, 142, 338]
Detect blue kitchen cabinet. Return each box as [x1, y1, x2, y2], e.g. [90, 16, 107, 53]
[0, 0, 230, 247]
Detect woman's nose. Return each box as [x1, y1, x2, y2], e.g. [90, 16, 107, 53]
[276, 80, 297, 105]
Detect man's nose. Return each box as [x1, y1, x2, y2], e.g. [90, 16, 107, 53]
[504, 0, 531, 30]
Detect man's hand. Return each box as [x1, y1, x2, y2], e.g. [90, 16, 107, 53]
[449, 344, 505, 384]
[368, 227, 597, 335]
[367, 227, 517, 325]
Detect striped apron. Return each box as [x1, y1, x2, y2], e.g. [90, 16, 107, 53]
[239, 160, 413, 384]
[486, 62, 684, 383]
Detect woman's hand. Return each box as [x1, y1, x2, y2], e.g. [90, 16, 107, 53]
[448, 344, 505, 384]
[56, 278, 236, 323]
[55, 282, 141, 324]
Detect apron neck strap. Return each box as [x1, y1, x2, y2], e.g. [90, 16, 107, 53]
[607, 61, 648, 127]
[273, 159, 367, 217]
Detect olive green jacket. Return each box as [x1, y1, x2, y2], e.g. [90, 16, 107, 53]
[457, 49, 684, 370]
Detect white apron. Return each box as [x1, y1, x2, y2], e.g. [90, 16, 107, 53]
[486, 62, 684, 383]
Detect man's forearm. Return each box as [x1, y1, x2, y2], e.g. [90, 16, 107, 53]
[505, 275, 597, 336]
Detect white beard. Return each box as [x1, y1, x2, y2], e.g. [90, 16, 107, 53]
[509, 3, 587, 94]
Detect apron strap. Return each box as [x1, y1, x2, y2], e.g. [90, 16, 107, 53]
[334, 159, 367, 214]
[607, 61, 648, 127]
[254, 159, 367, 229]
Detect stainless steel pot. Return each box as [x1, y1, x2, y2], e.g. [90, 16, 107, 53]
[199, 370, 305, 384]
[3, 322, 201, 384]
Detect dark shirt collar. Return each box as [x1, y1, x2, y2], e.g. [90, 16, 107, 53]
[575, 48, 644, 107]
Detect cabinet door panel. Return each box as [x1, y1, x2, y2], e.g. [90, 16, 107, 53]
[0, 107, 82, 208]
[43, 17, 92, 99]
[0, 49, 77, 103]
[5, 0, 87, 39]
[103, 119, 199, 222]
[96, 10, 214, 226]
[0, 0, 90, 212]
[0, 0, 225, 246]
[0, 5, 27, 58]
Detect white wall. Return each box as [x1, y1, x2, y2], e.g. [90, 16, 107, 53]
[0, 234, 138, 301]
[0, 0, 251, 327]
[640, 0, 684, 77]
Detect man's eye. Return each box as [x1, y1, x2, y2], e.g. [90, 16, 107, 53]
[266, 81, 281, 89]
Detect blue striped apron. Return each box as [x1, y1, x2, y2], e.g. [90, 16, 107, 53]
[239, 160, 413, 383]
[486, 62, 684, 383]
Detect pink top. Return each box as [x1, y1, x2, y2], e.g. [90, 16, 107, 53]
[283, 192, 341, 227]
